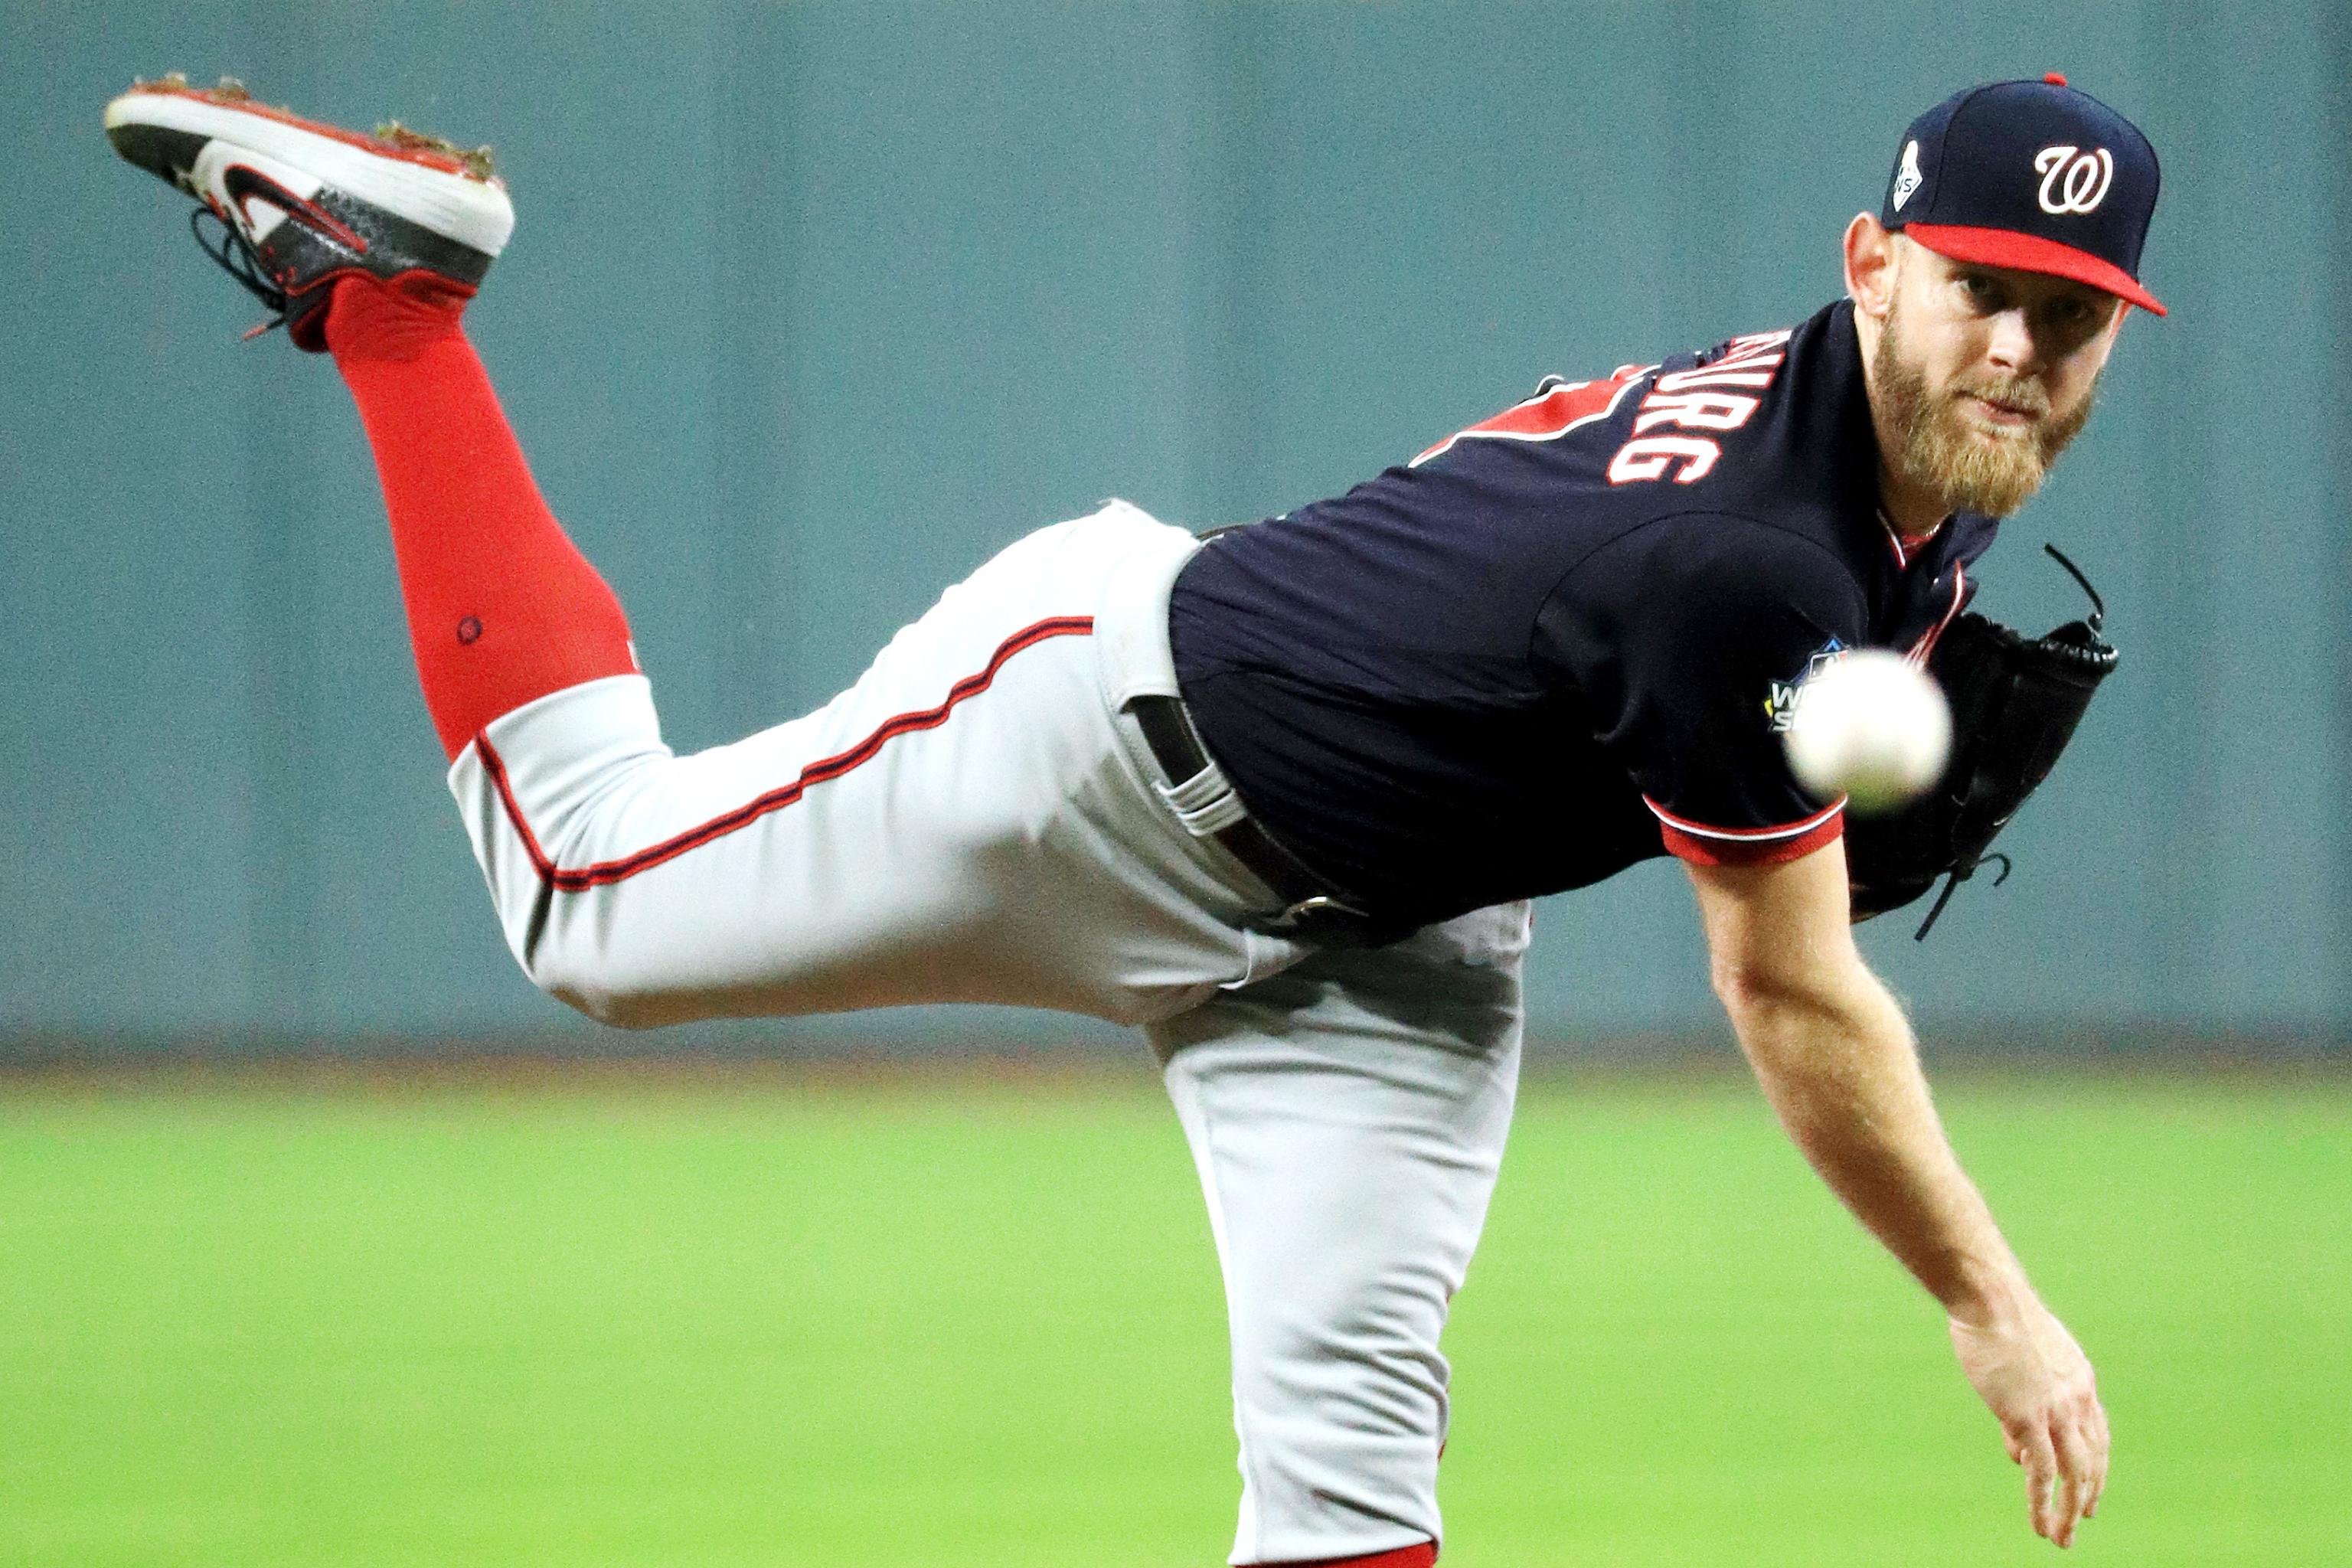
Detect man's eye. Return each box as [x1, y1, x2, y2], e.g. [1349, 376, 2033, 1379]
[2043, 299, 2095, 334]
[1960, 276, 1998, 306]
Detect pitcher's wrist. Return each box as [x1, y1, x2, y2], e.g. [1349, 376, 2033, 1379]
[1942, 1255, 2033, 1328]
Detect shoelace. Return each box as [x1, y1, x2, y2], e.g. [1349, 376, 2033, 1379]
[189, 205, 289, 340]
[1913, 851, 2011, 941]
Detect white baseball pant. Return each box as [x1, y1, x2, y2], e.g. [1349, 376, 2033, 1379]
[449, 501, 1529, 1563]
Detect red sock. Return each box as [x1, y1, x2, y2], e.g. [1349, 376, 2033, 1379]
[326, 273, 638, 760]
[1256, 1545, 1436, 1568]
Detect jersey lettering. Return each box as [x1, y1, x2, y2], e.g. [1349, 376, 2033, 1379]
[1607, 436, 1720, 485]
[1421, 328, 1795, 485]
[1607, 328, 1792, 485]
[1632, 391, 1760, 433]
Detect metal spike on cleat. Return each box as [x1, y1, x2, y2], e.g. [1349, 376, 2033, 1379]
[374, 119, 495, 180]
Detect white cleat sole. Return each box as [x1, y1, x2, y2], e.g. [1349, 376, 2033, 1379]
[104, 85, 514, 256]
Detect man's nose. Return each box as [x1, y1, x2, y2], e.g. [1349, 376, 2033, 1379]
[1985, 308, 2039, 373]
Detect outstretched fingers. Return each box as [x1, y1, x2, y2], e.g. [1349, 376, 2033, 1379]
[2056, 1417, 2103, 1545]
[2016, 1395, 2107, 1548]
[2014, 1419, 2060, 1541]
[2083, 1395, 2111, 1516]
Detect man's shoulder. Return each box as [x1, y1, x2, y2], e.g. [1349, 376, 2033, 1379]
[1589, 299, 1879, 575]
[1402, 297, 1864, 521]
[1563, 507, 1869, 623]
[1216, 297, 1875, 621]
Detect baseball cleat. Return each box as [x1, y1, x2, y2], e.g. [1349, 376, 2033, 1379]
[103, 74, 514, 349]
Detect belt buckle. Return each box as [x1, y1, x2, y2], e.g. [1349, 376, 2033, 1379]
[1257, 893, 1380, 947]
[1273, 894, 1363, 924]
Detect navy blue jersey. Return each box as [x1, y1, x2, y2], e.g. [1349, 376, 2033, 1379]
[1168, 299, 1995, 929]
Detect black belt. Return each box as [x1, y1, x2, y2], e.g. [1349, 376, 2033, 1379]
[1127, 694, 1409, 949]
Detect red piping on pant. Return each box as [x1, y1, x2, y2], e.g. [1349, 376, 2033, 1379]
[475, 615, 1095, 891]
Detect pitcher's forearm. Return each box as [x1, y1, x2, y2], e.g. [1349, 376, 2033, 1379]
[1687, 848, 2106, 1547]
[1725, 975, 2026, 1319]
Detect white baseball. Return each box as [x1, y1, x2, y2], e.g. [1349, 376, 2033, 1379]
[1782, 648, 1952, 814]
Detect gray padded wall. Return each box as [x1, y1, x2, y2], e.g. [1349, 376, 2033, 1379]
[4, 2, 2345, 1047]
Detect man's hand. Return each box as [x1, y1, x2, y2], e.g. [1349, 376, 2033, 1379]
[1950, 1294, 2110, 1547]
[1686, 838, 2108, 1549]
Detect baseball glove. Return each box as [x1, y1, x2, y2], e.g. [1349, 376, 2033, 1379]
[1844, 546, 2118, 938]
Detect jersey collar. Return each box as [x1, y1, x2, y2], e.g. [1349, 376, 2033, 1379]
[1877, 507, 1945, 569]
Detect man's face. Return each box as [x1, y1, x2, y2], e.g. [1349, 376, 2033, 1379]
[1870, 240, 2123, 518]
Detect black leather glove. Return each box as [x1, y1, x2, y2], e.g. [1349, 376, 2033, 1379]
[1844, 547, 2118, 938]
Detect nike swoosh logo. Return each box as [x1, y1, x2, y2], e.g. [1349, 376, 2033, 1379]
[221, 163, 371, 255]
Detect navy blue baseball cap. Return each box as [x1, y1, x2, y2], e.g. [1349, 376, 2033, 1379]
[1880, 74, 2164, 316]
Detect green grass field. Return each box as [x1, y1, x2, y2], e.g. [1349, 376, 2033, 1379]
[2, 1069, 2344, 1566]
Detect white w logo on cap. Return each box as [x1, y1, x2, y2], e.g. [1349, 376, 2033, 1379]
[2034, 145, 2114, 214]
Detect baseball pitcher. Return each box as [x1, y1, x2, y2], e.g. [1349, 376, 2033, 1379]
[106, 70, 2158, 1563]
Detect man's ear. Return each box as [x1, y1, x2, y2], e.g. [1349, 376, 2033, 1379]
[2098, 295, 2131, 350]
[1844, 213, 1899, 322]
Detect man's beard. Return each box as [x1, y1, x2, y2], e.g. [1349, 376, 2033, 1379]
[1872, 302, 2096, 518]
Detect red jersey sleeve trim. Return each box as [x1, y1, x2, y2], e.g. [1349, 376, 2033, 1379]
[1644, 795, 1846, 867]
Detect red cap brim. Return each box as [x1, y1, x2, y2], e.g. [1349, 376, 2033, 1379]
[1903, 222, 2167, 317]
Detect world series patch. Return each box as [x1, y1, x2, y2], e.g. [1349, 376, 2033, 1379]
[1765, 638, 1848, 733]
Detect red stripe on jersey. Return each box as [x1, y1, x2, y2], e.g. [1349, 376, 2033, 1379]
[1413, 370, 1647, 466]
[1657, 809, 1844, 867]
[479, 616, 1096, 891]
[1645, 795, 1846, 867]
[1909, 561, 1966, 666]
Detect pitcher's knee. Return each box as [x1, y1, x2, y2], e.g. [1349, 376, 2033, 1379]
[521, 957, 655, 1030]
[511, 917, 699, 1031]
[543, 969, 676, 1030]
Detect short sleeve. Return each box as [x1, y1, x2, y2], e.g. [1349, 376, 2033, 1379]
[1539, 514, 1868, 867]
